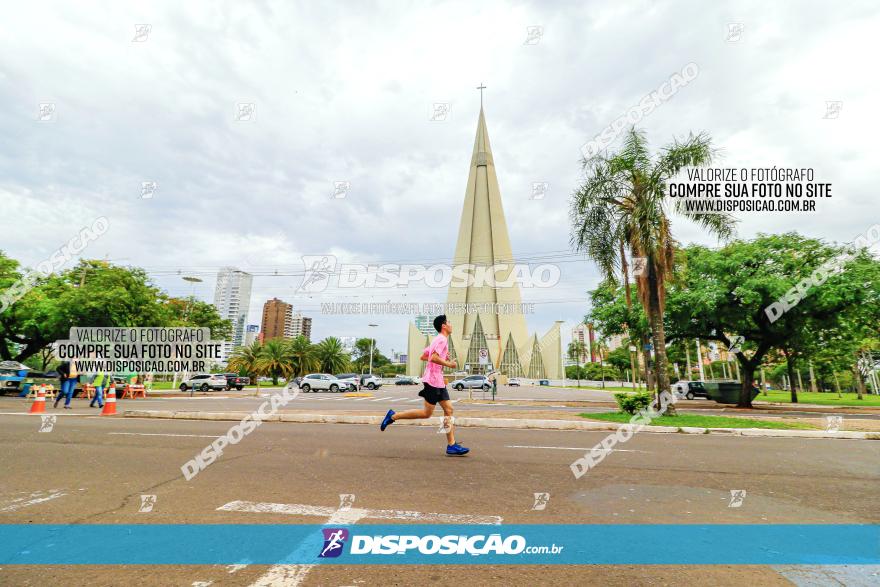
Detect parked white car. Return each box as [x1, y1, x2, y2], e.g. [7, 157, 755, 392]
[508, 377, 521, 386]
[335, 373, 383, 390]
[299, 373, 354, 393]
[179, 373, 228, 392]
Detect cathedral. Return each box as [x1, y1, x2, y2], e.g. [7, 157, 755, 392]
[406, 107, 563, 380]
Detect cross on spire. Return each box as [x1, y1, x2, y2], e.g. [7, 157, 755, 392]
[476, 83, 486, 108]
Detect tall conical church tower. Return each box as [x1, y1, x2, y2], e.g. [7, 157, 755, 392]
[406, 107, 562, 380]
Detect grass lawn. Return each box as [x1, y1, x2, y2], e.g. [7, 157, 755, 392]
[551, 385, 644, 393]
[579, 412, 817, 430]
[755, 390, 880, 407]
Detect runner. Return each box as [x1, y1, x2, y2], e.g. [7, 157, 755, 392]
[380, 315, 469, 456]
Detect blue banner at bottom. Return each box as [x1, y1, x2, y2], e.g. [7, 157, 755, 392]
[0, 525, 877, 565]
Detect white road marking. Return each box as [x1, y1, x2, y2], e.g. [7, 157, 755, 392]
[0, 490, 66, 512]
[229, 500, 502, 587]
[108, 432, 218, 438]
[505, 445, 648, 453]
[218, 500, 502, 525]
[407, 398, 423, 403]
[353, 397, 373, 401]
[0, 412, 89, 417]
[370, 397, 393, 401]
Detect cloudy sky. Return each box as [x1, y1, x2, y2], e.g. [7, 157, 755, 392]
[2, 0, 877, 355]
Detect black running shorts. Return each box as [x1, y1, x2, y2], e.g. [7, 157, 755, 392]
[418, 383, 450, 405]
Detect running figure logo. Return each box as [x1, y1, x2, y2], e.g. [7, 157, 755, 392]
[728, 489, 746, 508]
[38, 415, 56, 433]
[297, 255, 337, 293]
[531, 492, 550, 510]
[319, 528, 349, 558]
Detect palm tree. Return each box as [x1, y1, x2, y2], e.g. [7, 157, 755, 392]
[315, 336, 350, 374]
[288, 336, 318, 377]
[571, 127, 736, 413]
[567, 340, 587, 387]
[258, 338, 294, 385]
[227, 341, 265, 396]
[593, 336, 608, 389]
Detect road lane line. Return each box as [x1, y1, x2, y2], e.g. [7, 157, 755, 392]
[505, 445, 648, 452]
[370, 397, 392, 401]
[0, 490, 66, 512]
[108, 432, 219, 438]
[218, 500, 503, 525]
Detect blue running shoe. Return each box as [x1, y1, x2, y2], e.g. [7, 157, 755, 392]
[446, 443, 469, 456]
[381, 409, 395, 431]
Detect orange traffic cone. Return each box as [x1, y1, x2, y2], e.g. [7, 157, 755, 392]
[29, 384, 47, 414]
[101, 383, 117, 416]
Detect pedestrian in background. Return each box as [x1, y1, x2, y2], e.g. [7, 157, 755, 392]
[90, 371, 105, 409]
[54, 361, 79, 409]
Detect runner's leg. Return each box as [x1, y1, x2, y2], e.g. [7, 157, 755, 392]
[391, 400, 435, 421]
[439, 399, 455, 445]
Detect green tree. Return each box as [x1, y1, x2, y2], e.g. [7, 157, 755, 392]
[0, 255, 232, 363]
[567, 340, 587, 387]
[315, 337, 350, 374]
[664, 234, 880, 406]
[288, 336, 318, 377]
[227, 341, 266, 395]
[571, 127, 736, 413]
[258, 338, 293, 385]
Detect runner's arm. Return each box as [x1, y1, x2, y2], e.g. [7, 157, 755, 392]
[430, 352, 456, 369]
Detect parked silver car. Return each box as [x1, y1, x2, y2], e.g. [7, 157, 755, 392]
[449, 375, 491, 391]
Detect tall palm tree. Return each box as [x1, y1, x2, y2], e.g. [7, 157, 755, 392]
[258, 338, 293, 385]
[288, 336, 318, 377]
[571, 127, 736, 412]
[593, 336, 608, 389]
[227, 341, 265, 396]
[567, 340, 587, 387]
[315, 336, 350, 374]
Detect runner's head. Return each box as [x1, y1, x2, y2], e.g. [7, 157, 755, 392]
[433, 314, 451, 335]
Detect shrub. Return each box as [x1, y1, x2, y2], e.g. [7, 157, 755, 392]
[614, 392, 652, 415]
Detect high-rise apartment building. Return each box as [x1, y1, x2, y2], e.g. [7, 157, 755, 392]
[212, 267, 253, 362]
[291, 312, 312, 341]
[261, 298, 294, 340]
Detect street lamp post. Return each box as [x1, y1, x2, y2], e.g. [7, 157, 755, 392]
[368, 324, 378, 376]
[175, 276, 203, 395]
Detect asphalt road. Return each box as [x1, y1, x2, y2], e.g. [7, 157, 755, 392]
[1, 407, 878, 586]
[4, 385, 879, 422]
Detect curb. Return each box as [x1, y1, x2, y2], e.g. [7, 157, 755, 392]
[122, 410, 880, 440]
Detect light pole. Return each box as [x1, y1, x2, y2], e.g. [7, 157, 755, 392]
[175, 276, 203, 393]
[368, 324, 378, 376]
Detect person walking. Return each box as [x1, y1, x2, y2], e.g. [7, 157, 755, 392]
[90, 371, 105, 408]
[379, 315, 469, 456]
[53, 361, 79, 409]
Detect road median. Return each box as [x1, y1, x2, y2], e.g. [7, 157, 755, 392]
[123, 410, 880, 440]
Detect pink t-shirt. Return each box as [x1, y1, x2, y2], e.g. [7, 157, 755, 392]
[421, 334, 448, 388]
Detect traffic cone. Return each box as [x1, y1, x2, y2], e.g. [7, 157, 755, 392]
[101, 384, 117, 416]
[29, 384, 46, 414]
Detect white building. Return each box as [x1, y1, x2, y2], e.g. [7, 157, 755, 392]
[290, 312, 312, 341]
[213, 267, 253, 361]
[570, 323, 590, 363]
[244, 324, 260, 346]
